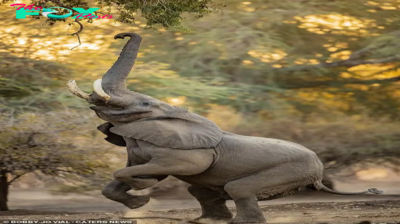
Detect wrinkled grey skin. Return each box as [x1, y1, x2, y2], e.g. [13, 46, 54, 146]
[68, 33, 383, 224]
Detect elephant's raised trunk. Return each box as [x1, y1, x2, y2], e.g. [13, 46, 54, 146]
[101, 33, 142, 92]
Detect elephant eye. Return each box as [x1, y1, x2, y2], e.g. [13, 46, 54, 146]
[142, 102, 150, 106]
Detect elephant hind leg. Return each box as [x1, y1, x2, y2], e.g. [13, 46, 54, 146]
[188, 185, 233, 221]
[102, 180, 150, 209]
[223, 162, 319, 224]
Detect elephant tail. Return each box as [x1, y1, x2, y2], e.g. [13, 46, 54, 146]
[308, 180, 384, 195]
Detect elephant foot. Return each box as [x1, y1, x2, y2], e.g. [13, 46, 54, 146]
[122, 196, 150, 209]
[194, 214, 232, 222]
[227, 197, 266, 224]
[129, 177, 158, 190]
[102, 180, 151, 209]
[228, 216, 266, 224]
[194, 205, 233, 221]
[115, 177, 158, 190]
[194, 211, 233, 221]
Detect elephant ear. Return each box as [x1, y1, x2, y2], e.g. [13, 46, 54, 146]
[97, 122, 126, 147]
[110, 112, 223, 149]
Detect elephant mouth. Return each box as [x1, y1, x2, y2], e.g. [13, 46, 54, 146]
[90, 106, 152, 116]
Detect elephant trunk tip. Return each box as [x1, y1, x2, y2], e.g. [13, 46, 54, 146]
[114, 33, 142, 41]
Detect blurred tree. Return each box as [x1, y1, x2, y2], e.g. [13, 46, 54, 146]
[0, 53, 68, 98]
[0, 111, 116, 211]
[142, 0, 400, 118]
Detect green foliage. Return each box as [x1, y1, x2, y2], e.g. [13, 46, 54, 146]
[110, 0, 215, 28]
[2, 0, 222, 29]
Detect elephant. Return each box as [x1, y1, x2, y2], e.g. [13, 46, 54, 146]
[67, 33, 383, 224]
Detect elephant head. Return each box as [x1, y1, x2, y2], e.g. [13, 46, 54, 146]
[67, 33, 223, 149]
[67, 33, 164, 123]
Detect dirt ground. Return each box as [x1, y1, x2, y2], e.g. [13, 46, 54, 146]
[1, 199, 400, 224]
[2, 174, 400, 224]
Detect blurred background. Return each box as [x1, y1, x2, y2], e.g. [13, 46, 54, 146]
[0, 0, 400, 214]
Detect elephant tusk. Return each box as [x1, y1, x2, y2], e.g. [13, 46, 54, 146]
[93, 79, 111, 101]
[67, 80, 90, 100]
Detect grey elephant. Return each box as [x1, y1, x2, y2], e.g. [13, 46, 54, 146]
[67, 33, 383, 224]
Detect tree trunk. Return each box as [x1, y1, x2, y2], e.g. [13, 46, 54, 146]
[0, 170, 9, 211]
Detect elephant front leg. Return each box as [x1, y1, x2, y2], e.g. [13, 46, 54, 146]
[113, 161, 204, 190]
[102, 180, 150, 209]
[114, 174, 168, 190]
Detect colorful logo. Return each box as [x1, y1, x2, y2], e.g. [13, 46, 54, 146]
[41, 7, 73, 19]
[10, 4, 112, 19]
